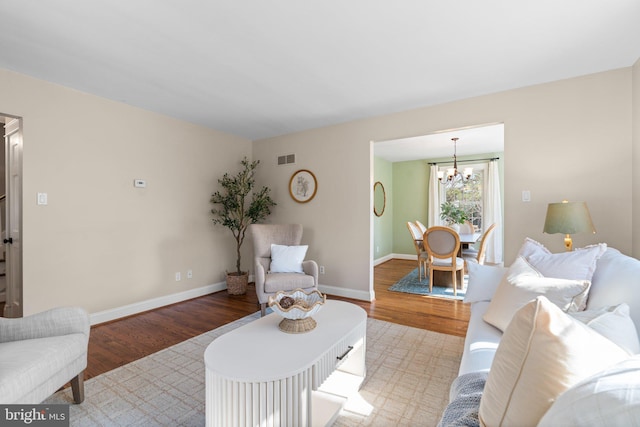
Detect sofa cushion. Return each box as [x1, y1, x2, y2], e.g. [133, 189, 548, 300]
[458, 301, 502, 376]
[571, 303, 640, 355]
[483, 256, 591, 332]
[589, 248, 640, 342]
[517, 237, 606, 281]
[538, 355, 640, 426]
[269, 244, 308, 273]
[478, 297, 629, 427]
[464, 262, 507, 303]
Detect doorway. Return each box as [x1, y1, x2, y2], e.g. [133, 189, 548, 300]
[1, 115, 23, 317]
[371, 123, 504, 297]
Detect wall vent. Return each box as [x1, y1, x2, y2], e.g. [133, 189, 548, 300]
[277, 154, 296, 165]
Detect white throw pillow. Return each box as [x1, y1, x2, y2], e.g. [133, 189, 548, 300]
[478, 297, 629, 427]
[570, 303, 640, 355]
[463, 262, 507, 303]
[269, 244, 308, 273]
[483, 256, 591, 332]
[538, 355, 640, 427]
[517, 237, 606, 281]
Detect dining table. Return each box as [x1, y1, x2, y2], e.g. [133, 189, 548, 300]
[458, 232, 482, 249]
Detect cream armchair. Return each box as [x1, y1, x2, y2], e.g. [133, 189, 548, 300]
[249, 224, 318, 316]
[0, 307, 90, 404]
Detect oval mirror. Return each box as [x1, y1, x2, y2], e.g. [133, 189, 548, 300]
[373, 181, 386, 217]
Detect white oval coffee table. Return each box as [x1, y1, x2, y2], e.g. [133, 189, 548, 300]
[204, 300, 367, 427]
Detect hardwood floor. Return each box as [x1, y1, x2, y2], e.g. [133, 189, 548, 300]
[86, 258, 470, 380]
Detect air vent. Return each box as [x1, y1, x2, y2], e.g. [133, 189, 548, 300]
[277, 154, 296, 165]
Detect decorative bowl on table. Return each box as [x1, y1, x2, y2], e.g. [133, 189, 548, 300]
[268, 288, 326, 333]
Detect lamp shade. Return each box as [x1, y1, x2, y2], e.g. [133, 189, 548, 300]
[543, 201, 596, 235]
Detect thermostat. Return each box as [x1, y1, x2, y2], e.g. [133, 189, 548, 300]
[134, 179, 147, 188]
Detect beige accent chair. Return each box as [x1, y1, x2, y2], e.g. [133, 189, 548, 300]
[407, 221, 429, 281]
[0, 307, 90, 404]
[424, 226, 465, 296]
[463, 223, 497, 266]
[250, 224, 319, 316]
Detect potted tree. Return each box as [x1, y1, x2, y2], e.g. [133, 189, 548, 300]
[440, 201, 469, 232]
[210, 157, 276, 295]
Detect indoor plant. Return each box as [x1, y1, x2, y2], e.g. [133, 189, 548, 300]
[440, 201, 469, 230]
[210, 157, 276, 294]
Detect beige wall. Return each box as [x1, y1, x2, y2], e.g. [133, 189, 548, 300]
[633, 58, 640, 258]
[254, 68, 634, 300]
[0, 68, 252, 316]
[1, 63, 636, 316]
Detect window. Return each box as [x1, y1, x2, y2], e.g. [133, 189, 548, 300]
[440, 163, 486, 230]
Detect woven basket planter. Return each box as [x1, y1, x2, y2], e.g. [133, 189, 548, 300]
[226, 272, 248, 295]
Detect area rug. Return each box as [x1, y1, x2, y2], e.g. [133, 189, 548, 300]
[388, 268, 466, 300]
[46, 311, 464, 427]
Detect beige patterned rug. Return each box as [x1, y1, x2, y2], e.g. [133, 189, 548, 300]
[47, 312, 464, 426]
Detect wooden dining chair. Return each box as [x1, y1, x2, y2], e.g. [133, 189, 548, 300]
[423, 226, 464, 296]
[407, 221, 429, 281]
[415, 220, 427, 236]
[463, 223, 497, 266]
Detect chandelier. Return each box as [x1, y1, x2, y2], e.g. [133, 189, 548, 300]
[437, 137, 473, 185]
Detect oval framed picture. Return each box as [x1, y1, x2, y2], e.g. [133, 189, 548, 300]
[289, 169, 317, 203]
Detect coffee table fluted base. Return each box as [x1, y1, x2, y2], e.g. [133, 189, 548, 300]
[205, 300, 367, 427]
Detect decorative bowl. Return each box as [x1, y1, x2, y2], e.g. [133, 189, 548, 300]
[268, 289, 326, 333]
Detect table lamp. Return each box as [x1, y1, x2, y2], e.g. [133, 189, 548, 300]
[543, 200, 596, 251]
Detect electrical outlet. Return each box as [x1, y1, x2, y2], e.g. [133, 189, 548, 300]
[175, 272, 181, 281]
[187, 269, 193, 279]
[319, 266, 325, 274]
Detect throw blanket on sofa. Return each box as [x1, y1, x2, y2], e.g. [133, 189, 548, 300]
[438, 372, 488, 427]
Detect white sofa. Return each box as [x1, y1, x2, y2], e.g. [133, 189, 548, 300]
[0, 307, 90, 404]
[440, 242, 640, 426]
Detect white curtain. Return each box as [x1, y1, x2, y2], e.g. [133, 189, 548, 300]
[484, 160, 503, 264]
[428, 164, 440, 227]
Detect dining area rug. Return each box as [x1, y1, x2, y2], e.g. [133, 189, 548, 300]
[388, 268, 466, 300]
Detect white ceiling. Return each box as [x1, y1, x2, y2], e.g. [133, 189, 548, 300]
[0, 1, 638, 141]
[375, 123, 504, 163]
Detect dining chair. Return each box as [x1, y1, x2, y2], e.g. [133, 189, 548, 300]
[463, 223, 497, 266]
[458, 220, 475, 235]
[415, 220, 427, 236]
[423, 226, 465, 296]
[407, 221, 429, 281]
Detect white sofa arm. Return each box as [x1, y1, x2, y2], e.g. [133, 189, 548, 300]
[0, 307, 90, 344]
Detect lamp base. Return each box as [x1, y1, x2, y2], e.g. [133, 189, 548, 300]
[564, 234, 573, 252]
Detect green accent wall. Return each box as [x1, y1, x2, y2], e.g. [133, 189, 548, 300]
[373, 157, 393, 260]
[392, 160, 429, 255]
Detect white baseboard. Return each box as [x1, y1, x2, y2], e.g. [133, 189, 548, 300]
[90, 281, 227, 325]
[90, 272, 385, 326]
[373, 254, 395, 266]
[392, 253, 416, 261]
[318, 284, 374, 302]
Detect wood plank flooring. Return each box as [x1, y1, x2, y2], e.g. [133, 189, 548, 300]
[86, 258, 470, 380]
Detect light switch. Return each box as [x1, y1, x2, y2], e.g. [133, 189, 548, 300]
[522, 190, 531, 202]
[37, 192, 48, 205]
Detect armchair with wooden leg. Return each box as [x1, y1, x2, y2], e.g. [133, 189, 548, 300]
[0, 307, 89, 404]
[424, 226, 465, 296]
[249, 224, 318, 316]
